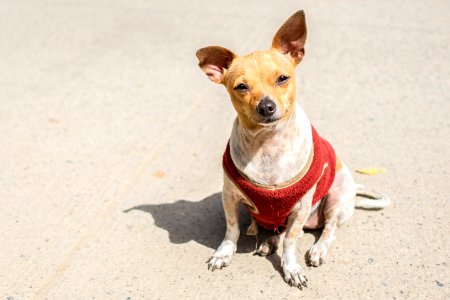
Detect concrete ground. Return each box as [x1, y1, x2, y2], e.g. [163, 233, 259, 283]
[1, 0, 449, 299]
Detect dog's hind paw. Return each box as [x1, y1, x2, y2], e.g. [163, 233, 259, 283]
[283, 263, 308, 289]
[254, 234, 282, 256]
[308, 242, 328, 267]
[254, 241, 274, 256]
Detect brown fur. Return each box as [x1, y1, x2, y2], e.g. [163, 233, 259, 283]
[336, 157, 343, 171]
[223, 51, 297, 130]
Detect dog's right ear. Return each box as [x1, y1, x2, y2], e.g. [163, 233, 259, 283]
[196, 46, 236, 84]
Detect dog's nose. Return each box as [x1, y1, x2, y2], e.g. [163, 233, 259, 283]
[257, 98, 276, 117]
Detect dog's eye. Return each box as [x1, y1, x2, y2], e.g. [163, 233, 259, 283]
[276, 75, 290, 85]
[234, 83, 249, 92]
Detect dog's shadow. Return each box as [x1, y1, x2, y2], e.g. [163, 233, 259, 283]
[124, 192, 322, 272]
[124, 192, 259, 253]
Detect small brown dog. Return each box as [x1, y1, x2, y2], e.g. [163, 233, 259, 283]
[196, 10, 389, 289]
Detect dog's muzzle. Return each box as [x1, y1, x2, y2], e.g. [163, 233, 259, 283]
[257, 97, 281, 124]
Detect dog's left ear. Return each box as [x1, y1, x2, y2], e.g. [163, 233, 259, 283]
[196, 46, 236, 84]
[271, 10, 307, 65]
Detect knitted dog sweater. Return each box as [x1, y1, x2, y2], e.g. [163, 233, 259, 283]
[223, 126, 336, 231]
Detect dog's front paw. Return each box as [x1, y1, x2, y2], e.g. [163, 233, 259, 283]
[283, 263, 308, 289]
[206, 240, 236, 271]
[308, 242, 328, 267]
[207, 254, 231, 271]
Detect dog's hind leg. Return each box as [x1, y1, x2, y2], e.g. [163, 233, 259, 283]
[308, 163, 356, 267]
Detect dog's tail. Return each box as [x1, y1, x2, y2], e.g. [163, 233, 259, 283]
[354, 184, 391, 209]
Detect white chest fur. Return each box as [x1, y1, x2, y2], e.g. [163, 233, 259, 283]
[229, 104, 313, 186]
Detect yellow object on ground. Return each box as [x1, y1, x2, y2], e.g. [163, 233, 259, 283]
[355, 168, 386, 175]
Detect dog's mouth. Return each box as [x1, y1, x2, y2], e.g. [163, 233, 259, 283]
[258, 117, 281, 126]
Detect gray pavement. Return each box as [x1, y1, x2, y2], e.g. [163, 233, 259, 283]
[1, 0, 449, 299]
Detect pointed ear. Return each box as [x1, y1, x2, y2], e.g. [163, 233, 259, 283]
[271, 10, 307, 65]
[196, 46, 236, 84]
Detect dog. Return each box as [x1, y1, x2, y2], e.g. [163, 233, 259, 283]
[195, 10, 390, 289]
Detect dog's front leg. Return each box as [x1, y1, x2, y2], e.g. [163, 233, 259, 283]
[207, 174, 241, 271]
[282, 185, 316, 288]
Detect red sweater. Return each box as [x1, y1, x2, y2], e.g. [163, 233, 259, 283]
[223, 126, 336, 231]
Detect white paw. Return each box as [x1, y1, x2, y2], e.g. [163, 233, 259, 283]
[207, 255, 232, 271]
[308, 242, 328, 267]
[283, 262, 308, 289]
[206, 240, 236, 271]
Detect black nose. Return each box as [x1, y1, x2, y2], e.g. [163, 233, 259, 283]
[257, 98, 276, 117]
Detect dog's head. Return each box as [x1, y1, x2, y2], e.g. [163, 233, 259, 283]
[196, 11, 307, 129]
